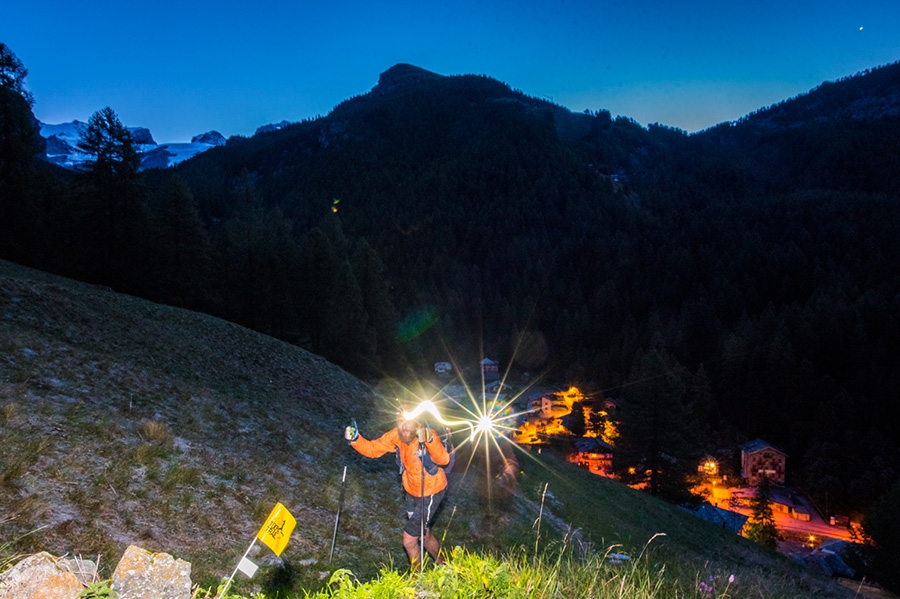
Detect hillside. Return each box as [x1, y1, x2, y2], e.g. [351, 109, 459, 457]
[5, 54, 900, 536]
[0, 259, 868, 597]
[695, 61, 900, 195]
[0, 259, 466, 585]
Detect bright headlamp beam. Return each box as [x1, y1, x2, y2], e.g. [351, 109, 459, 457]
[401, 399, 504, 441]
[402, 400, 472, 429]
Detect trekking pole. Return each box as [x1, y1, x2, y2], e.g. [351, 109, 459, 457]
[330, 465, 348, 563]
[331, 418, 358, 563]
[418, 427, 426, 574]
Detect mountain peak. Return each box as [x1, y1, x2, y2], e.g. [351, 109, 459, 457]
[190, 130, 226, 145]
[374, 63, 442, 93]
[38, 120, 221, 170]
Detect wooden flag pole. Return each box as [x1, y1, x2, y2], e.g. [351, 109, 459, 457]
[220, 537, 258, 599]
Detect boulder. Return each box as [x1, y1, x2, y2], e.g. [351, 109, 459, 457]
[111, 545, 192, 599]
[65, 556, 99, 585]
[0, 551, 84, 599]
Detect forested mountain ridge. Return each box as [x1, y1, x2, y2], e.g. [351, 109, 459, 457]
[695, 60, 900, 196]
[169, 61, 900, 518]
[3, 53, 900, 521]
[737, 60, 900, 127]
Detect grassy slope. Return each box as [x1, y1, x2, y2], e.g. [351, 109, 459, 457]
[514, 455, 860, 598]
[0, 260, 857, 597]
[0, 259, 409, 588]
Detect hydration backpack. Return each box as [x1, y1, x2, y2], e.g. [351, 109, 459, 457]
[396, 429, 455, 475]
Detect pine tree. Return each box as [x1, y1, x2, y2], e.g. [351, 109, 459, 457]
[0, 42, 34, 105]
[613, 350, 701, 502]
[77, 107, 140, 180]
[0, 44, 43, 262]
[352, 239, 400, 373]
[322, 260, 374, 375]
[212, 174, 299, 337]
[149, 175, 211, 309]
[298, 227, 341, 353]
[862, 480, 900, 594]
[74, 106, 146, 290]
[564, 400, 587, 437]
[745, 474, 779, 549]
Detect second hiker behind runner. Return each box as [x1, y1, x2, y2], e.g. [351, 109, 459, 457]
[344, 406, 450, 570]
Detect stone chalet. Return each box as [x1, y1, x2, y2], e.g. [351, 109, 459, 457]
[568, 437, 614, 476]
[740, 439, 787, 486]
[528, 394, 570, 419]
[481, 358, 499, 381]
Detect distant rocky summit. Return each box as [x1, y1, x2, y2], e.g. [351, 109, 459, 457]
[374, 63, 442, 94]
[191, 130, 226, 145]
[38, 121, 226, 170]
[128, 127, 156, 145]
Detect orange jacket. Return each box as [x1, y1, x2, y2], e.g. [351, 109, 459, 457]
[351, 428, 450, 497]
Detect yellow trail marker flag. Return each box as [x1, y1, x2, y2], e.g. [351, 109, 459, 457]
[256, 502, 296, 557]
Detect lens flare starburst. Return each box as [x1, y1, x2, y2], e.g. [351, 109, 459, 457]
[401, 398, 513, 446]
[399, 379, 535, 500]
[382, 328, 577, 515]
[475, 414, 495, 435]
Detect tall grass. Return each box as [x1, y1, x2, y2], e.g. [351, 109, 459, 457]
[215, 542, 724, 599]
[211, 531, 862, 599]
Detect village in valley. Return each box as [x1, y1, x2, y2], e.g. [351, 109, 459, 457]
[433, 358, 858, 577]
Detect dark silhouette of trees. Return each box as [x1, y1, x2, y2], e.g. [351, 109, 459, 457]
[147, 175, 212, 309]
[613, 350, 701, 502]
[564, 400, 587, 438]
[861, 480, 900, 594]
[74, 106, 148, 291]
[0, 42, 33, 105]
[321, 260, 373, 374]
[0, 44, 44, 263]
[352, 239, 401, 375]
[77, 107, 141, 182]
[745, 475, 779, 549]
[211, 173, 301, 339]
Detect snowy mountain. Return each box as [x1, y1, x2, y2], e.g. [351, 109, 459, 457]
[39, 121, 225, 170]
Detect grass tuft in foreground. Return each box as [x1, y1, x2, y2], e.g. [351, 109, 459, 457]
[215, 543, 745, 599]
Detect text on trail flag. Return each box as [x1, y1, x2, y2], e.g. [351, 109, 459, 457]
[257, 502, 296, 556]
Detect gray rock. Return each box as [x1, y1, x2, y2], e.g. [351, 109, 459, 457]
[111, 545, 192, 599]
[0, 551, 84, 599]
[64, 556, 98, 585]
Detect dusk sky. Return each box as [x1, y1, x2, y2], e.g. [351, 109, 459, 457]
[3, 0, 899, 142]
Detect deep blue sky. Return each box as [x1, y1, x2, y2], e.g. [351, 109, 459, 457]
[3, 0, 899, 142]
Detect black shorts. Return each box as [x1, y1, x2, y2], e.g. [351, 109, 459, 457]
[403, 489, 446, 537]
